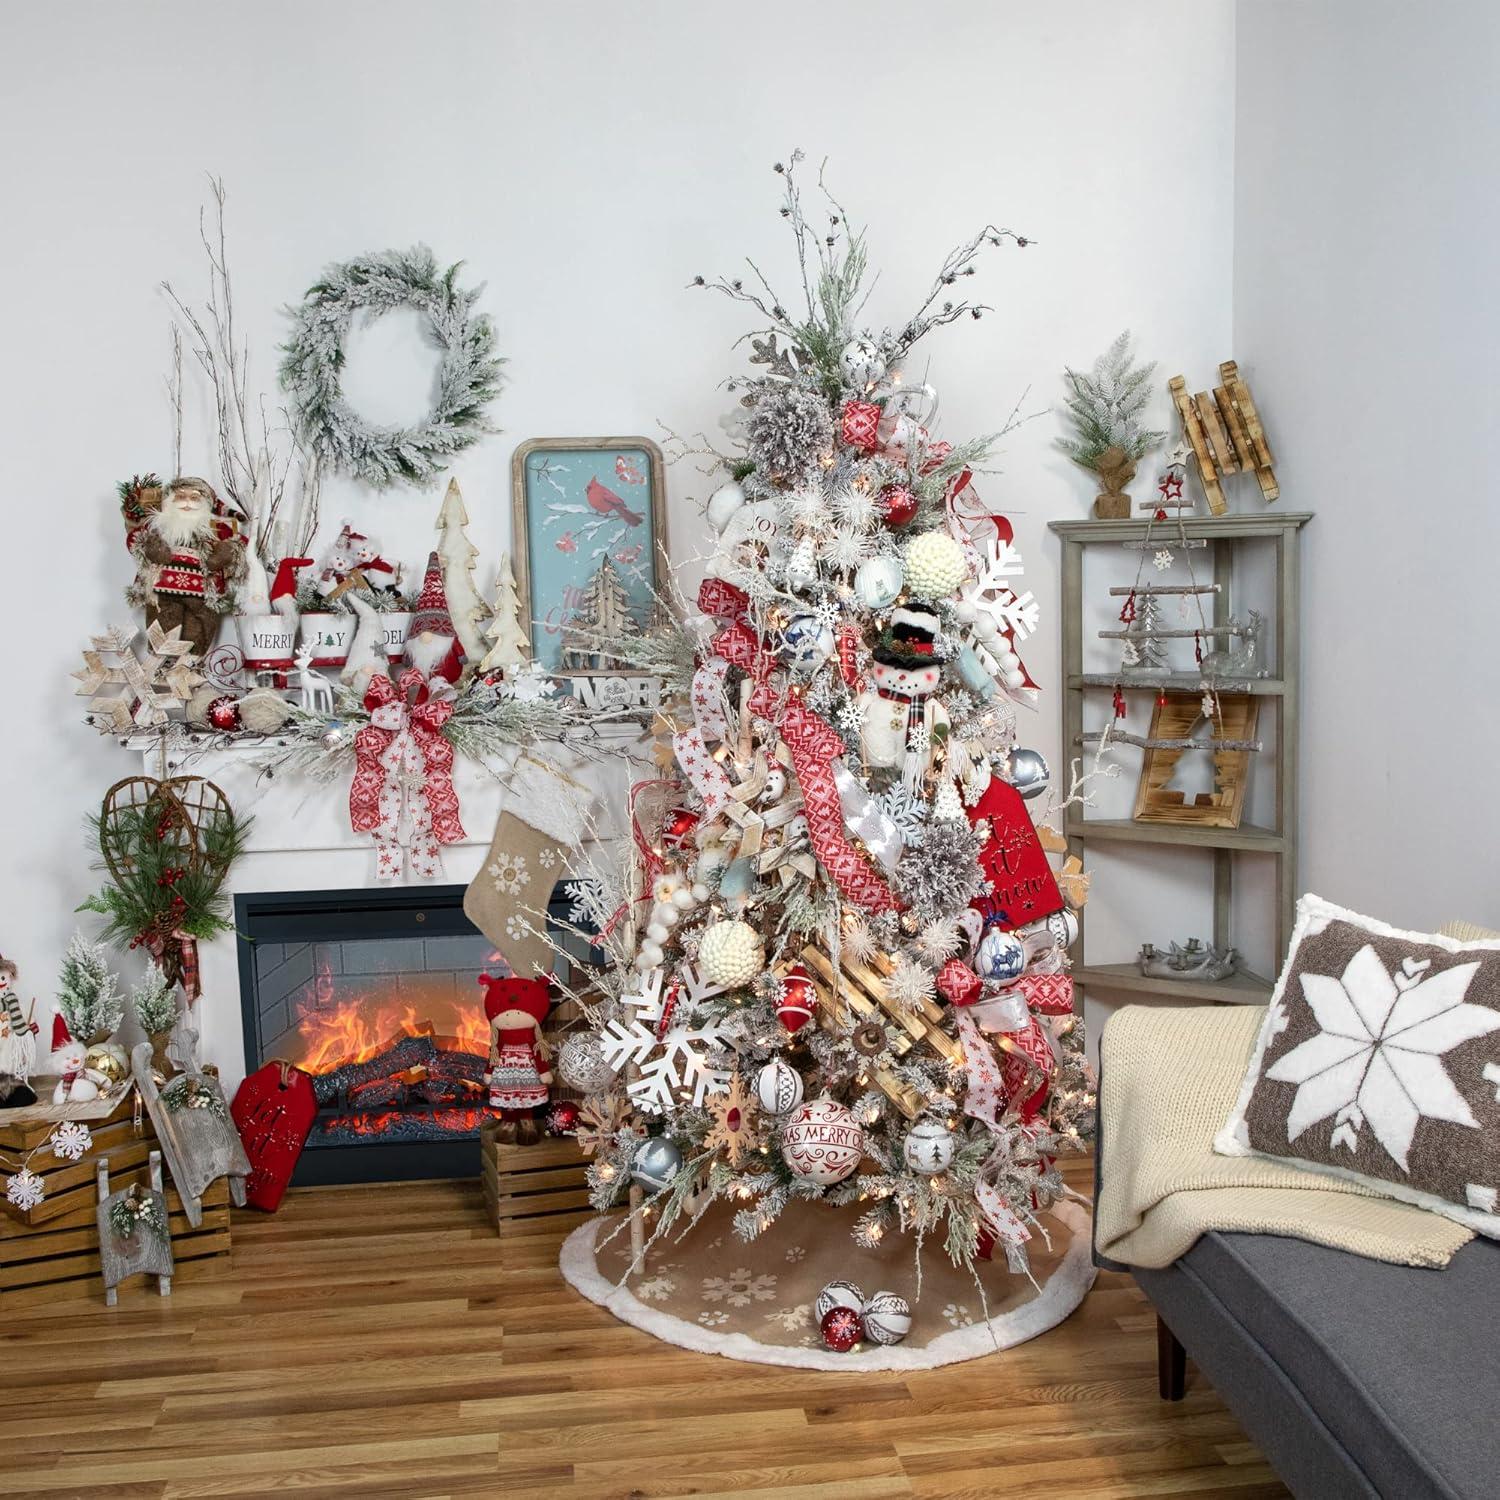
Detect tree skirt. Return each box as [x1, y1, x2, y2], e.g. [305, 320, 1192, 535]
[560, 1196, 1096, 1371]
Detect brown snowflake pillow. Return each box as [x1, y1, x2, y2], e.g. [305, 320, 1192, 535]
[1216, 894, 1500, 1236]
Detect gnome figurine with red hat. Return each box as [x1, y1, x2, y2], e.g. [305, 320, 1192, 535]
[404, 550, 466, 690]
[480, 973, 553, 1144]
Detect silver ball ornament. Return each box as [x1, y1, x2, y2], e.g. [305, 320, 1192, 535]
[1002, 747, 1050, 800]
[557, 1033, 616, 1094]
[631, 1136, 684, 1194]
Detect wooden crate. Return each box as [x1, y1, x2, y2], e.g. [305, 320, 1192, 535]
[479, 1125, 590, 1237]
[0, 1089, 232, 1301]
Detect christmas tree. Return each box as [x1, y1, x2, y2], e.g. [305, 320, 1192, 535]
[559, 155, 1094, 1282]
[477, 552, 530, 672]
[560, 556, 639, 670]
[434, 478, 488, 664]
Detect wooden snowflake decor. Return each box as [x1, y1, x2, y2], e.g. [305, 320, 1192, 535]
[74, 623, 204, 734]
[703, 1073, 760, 1166]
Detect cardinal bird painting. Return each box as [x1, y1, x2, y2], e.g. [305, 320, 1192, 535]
[585, 476, 644, 526]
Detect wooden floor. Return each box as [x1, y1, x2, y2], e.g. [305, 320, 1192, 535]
[3, 1167, 1289, 1499]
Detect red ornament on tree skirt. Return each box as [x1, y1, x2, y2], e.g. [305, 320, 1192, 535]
[545, 1099, 580, 1136]
[776, 963, 816, 1033]
[208, 695, 241, 732]
[936, 958, 982, 1008]
[966, 778, 1064, 932]
[879, 484, 919, 528]
[821, 1304, 863, 1352]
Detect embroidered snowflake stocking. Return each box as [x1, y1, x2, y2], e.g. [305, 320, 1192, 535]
[464, 810, 568, 978]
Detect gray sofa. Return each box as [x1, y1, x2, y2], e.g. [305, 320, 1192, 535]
[1096, 1075, 1500, 1498]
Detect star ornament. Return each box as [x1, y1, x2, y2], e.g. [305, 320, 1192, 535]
[1268, 946, 1500, 1170]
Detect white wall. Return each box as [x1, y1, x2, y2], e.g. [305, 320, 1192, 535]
[0, 1, 1235, 1055]
[1234, 1, 1500, 933]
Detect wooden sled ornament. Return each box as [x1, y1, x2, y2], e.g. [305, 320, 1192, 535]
[96, 1151, 173, 1305]
[1168, 361, 1278, 515]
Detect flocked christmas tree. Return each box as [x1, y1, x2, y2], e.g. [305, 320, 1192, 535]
[557, 154, 1095, 1284]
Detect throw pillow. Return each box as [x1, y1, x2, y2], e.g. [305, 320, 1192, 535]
[1216, 893, 1500, 1236]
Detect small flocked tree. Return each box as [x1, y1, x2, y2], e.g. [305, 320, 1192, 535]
[558, 154, 1095, 1283]
[56, 934, 123, 1044]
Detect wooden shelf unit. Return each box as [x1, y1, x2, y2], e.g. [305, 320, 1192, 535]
[1049, 511, 1312, 1005]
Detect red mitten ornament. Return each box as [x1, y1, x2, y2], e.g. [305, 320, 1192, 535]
[967, 778, 1064, 932]
[231, 1061, 318, 1212]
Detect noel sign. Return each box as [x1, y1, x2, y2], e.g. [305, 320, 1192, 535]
[967, 778, 1064, 931]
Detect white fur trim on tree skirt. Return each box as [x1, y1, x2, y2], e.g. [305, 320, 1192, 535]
[559, 1200, 1096, 1371]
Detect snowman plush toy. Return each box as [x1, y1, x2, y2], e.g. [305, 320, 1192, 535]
[858, 607, 950, 788]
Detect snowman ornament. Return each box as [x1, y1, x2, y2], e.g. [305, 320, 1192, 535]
[858, 607, 949, 790]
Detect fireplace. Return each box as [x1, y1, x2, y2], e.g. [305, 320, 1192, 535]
[235, 885, 506, 1184]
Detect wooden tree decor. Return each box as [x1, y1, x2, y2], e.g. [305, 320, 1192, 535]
[1133, 693, 1260, 829]
[1168, 361, 1278, 515]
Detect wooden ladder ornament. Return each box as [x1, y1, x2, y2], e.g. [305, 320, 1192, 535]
[792, 946, 962, 1121]
[1168, 361, 1278, 515]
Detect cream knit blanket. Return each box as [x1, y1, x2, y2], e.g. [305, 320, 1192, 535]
[1095, 1003, 1472, 1270]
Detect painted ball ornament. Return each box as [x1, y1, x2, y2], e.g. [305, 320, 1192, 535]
[820, 1304, 864, 1353]
[775, 963, 816, 1034]
[697, 920, 765, 988]
[854, 554, 904, 609]
[630, 1135, 684, 1194]
[814, 1279, 865, 1323]
[903, 1118, 957, 1174]
[781, 1098, 865, 1185]
[901, 530, 970, 598]
[783, 613, 834, 672]
[557, 1032, 616, 1094]
[976, 924, 1027, 986]
[661, 807, 701, 850]
[838, 335, 886, 391]
[879, 484, 919, 528]
[755, 1057, 805, 1116]
[1002, 746, 1050, 800]
[861, 1291, 912, 1346]
[545, 1099, 580, 1136]
[208, 695, 242, 733]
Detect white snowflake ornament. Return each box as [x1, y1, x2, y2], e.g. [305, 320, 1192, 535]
[50, 1121, 93, 1162]
[6, 1167, 43, 1212]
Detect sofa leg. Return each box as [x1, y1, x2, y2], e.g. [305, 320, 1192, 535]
[1157, 1314, 1187, 1401]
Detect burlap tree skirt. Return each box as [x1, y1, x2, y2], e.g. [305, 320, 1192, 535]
[560, 1196, 1095, 1371]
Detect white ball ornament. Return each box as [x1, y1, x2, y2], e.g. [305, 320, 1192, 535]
[814, 1279, 865, 1323]
[784, 614, 834, 672]
[903, 1118, 957, 1174]
[854, 554, 904, 610]
[861, 1291, 912, 1346]
[697, 920, 765, 988]
[839, 335, 886, 391]
[755, 1057, 805, 1116]
[706, 480, 747, 535]
[645, 922, 670, 945]
[557, 1033, 616, 1094]
[637, 940, 665, 968]
[976, 924, 1027, 985]
[781, 1098, 865, 1185]
[902, 531, 970, 598]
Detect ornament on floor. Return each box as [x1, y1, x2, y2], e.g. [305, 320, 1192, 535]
[280, 245, 503, 488]
[631, 1134, 683, 1194]
[820, 1304, 864, 1352]
[814, 1278, 865, 1322]
[861, 1291, 912, 1346]
[755, 1056, 805, 1116]
[781, 1097, 865, 1185]
[902, 1118, 957, 1174]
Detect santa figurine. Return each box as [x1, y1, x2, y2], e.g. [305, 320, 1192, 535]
[0, 955, 38, 1082]
[403, 551, 465, 689]
[479, 973, 553, 1145]
[129, 476, 245, 656]
[858, 606, 950, 789]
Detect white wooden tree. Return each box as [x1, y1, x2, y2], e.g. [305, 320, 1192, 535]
[477, 552, 530, 672]
[434, 478, 489, 663]
[563, 556, 637, 669]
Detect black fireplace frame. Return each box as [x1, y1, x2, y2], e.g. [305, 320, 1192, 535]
[234, 883, 491, 1186]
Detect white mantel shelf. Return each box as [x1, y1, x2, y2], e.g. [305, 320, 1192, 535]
[126, 724, 650, 1093]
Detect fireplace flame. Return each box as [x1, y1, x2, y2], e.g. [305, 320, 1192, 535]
[293, 970, 490, 1074]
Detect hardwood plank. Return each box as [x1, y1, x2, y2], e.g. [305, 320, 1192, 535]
[0, 1170, 1288, 1498]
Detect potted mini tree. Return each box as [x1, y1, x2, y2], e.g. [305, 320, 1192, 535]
[1056, 331, 1166, 518]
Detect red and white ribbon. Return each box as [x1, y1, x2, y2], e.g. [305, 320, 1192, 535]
[349, 669, 464, 881]
[955, 1011, 1006, 1128]
[672, 726, 733, 816]
[1015, 971, 1074, 1016]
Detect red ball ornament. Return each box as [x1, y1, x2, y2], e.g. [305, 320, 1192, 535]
[820, 1304, 863, 1352]
[776, 963, 816, 1034]
[661, 808, 700, 852]
[879, 484, 919, 528]
[545, 1100, 580, 1137]
[207, 695, 242, 733]
[936, 958, 983, 1008]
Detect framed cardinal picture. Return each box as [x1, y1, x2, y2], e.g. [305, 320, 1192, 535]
[511, 436, 668, 707]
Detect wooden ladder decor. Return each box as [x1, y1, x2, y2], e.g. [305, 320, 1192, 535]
[793, 946, 962, 1121]
[1168, 361, 1278, 515]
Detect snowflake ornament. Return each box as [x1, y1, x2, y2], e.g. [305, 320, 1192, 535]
[703, 1073, 760, 1166]
[74, 623, 204, 734]
[600, 965, 733, 1115]
[1269, 947, 1500, 1169]
[1153, 548, 1175, 571]
[6, 1167, 43, 1212]
[958, 535, 1040, 642]
[50, 1121, 93, 1162]
[877, 785, 929, 846]
[501, 662, 557, 703]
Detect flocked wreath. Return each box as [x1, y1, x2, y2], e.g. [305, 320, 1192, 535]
[280, 246, 503, 488]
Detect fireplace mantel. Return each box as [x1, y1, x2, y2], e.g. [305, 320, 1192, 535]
[135, 725, 648, 1094]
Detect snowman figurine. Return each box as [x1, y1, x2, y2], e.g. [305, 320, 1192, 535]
[858, 607, 950, 788]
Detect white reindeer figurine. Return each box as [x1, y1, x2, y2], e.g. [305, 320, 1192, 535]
[293, 643, 337, 716]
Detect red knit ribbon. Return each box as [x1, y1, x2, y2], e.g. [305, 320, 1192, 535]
[997, 1016, 1055, 1121]
[349, 669, 463, 880]
[1014, 971, 1074, 1016]
[697, 577, 750, 623]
